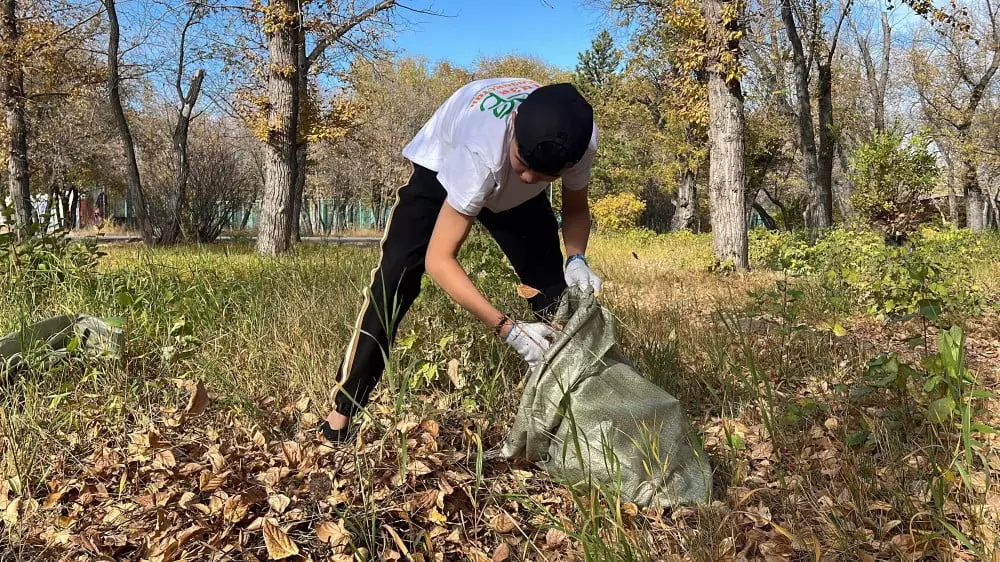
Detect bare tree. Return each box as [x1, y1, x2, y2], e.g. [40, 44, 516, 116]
[848, 4, 891, 134]
[102, 0, 154, 243]
[780, 0, 852, 230]
[161, 4, 205, 244]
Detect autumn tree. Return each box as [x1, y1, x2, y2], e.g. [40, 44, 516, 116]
[226, 0, 398, 255]
[911, 0, 1000, 231]
[572, 28, 655, 201]
[326, 57, 472, 217]
[26, 20, 110, 231]
[625, 0, 708, 232]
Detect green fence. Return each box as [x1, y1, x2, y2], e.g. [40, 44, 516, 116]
[231, 200, 392, 234]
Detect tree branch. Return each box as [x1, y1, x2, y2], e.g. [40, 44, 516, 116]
[306, 0, 397, 65]
[826, 0, 853, 65]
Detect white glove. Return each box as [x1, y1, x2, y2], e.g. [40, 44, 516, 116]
[565, 255, 602, 294]
[504, 321, 554, 368]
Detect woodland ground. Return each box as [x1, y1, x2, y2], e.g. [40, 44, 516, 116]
[2, 228, 999, 561]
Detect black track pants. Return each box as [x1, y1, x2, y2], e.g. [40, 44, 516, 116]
[332, 164, 567, 417]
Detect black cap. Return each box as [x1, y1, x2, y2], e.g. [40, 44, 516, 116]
[514, 83, 594, 176]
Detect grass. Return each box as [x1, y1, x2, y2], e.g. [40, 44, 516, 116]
[1, 227, 999, 560]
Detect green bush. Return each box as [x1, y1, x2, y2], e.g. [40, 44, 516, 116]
[849, 131, 938, 224]
[752, 226, 984, 318]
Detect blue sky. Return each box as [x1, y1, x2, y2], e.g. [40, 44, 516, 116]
[392, 1, 615, 71]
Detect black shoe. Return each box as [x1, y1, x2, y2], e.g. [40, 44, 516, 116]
[318, 420, 356, 445]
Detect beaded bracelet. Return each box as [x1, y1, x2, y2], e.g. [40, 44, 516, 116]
[493, 314, 510, 337]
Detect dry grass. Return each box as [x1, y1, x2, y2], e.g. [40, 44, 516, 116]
[2, 230, 999, 561]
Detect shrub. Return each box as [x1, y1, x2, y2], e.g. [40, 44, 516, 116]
[591, 192, 646, 233]
[849, 131, 939, 228]
[0, 206, 103, 308]
[752, 226, 984, 318]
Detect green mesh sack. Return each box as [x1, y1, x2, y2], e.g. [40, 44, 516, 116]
[1, 315, 124, 378]
[500, 287, 712, 508]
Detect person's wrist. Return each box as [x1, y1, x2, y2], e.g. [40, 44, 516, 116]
[493, 314, 515, 340]
[566, 253, 587, 267]
[500, 320, 515, 340]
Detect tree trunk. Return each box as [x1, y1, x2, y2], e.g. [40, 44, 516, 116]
[63, 186, 78, 230]
[962, 155, 985, 231]
[671, 166, 697, 231]
[816, 61, 836, 227]
[291, 139, 306, 240]
[834, 139, 854, 216]
[2, 0, 31, 232]
[780, 0, 821, 230]
[240, 206, 252, 230]
[256, 0, 300, 256]
[104, 0, 153, 244]
[704, 0, 748, 270]
[290, 38, 308, 243]
[162, 69, 205, 244]
[875, 11, 890, 132]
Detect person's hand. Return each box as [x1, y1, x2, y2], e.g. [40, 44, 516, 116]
[565, 255, 602, 294]
[504, 321, 554, 368]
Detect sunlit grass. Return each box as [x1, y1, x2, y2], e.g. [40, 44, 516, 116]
[2, 229, 998, 559]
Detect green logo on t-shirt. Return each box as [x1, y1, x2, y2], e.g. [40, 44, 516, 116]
[480, 92, 529, 118]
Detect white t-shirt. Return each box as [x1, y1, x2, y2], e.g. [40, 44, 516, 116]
[401, 78, 598, 216]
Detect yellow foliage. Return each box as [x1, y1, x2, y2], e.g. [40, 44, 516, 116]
[302, 93, 357, 144]
[592, 192, 647, 232]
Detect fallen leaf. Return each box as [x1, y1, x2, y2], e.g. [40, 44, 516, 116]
[427, 507, 447, 525]
[206, 451, 226, 473]
[295, 396, 310, 411]
[316, 519, 351, 547]
[42, 489, 66, 509]
[421, 419, 440, 438]
[409, 490, 437, 511]
[545, 528, 567, 550]
[517, 284, 541, 298]
[268, 494, 291, 514]
[492, 543, 511, 561]
[154, 449, 177, 469]
[262, 519, 299, 560]
[186, 380, 209, 416]
[890, 534, 921, 561]
[178, 491, 196, 508]
[446, 359, 465, 389]
[223, 495, 249, 523]
[4, 498, 21, 525]
[175, 525, 204, 549]
[179, 462, 204, 476]
[252, 431, 267, 448]
[281, 442, 302, 467]
[490, 512, 517, 534]
[750, 441, 774, 461]
[199, 470, 230, 493]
